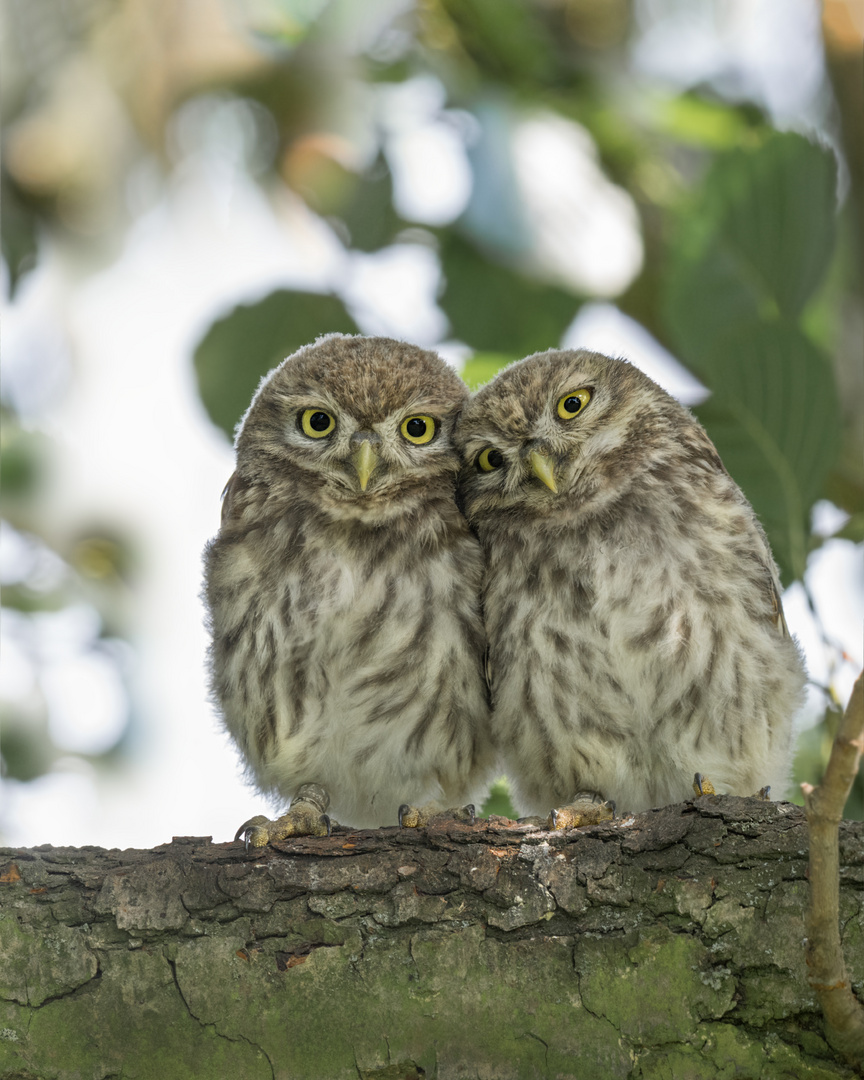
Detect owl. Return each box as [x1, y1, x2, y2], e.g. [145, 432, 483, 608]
[204, 334, 493, 845]
[455, 348, 806, 821]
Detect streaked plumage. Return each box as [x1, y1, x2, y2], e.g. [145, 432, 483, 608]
[455, 348, 806, 817]
[204, 334, 493, 836]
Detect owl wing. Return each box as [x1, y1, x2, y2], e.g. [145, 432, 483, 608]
[220, 471, 251, 527]
[767, 571, 791, 639]
[686, 424, 789, 640]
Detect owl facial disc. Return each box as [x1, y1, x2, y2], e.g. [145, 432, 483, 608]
[351, 437, 378, 492]
[528, 450, 557, 493]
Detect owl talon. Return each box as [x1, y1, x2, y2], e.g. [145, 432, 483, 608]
[693, 772, 717, 797]
[399, 802, 476, 828]
[235, 815, 270, 847]
[693, 774, 773, 801]
[234, 785, 332, 848]
[548, 797, 615, 831]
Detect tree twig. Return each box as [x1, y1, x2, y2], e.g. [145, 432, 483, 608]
[802, 670, 864, 1066]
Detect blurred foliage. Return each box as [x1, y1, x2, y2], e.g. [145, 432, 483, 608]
[438, 233, 583, 356]
[481, 776, 518, 821]
[662, 133, 842, 574]
[1, 405, 136, 784]
[2, 0, 862, 810]
[195, 291, 359, 439]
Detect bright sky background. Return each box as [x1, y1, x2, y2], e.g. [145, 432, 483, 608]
[1, 0, 861, 849]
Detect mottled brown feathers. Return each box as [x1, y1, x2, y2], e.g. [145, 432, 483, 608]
[204, 334, 493, 830]
[455, 347, 806, 816]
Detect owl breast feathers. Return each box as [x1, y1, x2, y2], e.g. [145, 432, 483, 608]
[204, 334, 493, 829]
[455, 348, 806, 816]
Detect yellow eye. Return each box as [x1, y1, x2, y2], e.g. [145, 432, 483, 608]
[300, 409, 336, 438]
[557, 388, 591, 419]
[400, 415, 435, 445]
[478, 447, 505, 472]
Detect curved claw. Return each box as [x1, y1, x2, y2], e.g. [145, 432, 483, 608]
[398, 803, 418, 828]
[233, 789, 332, 849]
[693, 773, 717, 797]
[234, 815, 270, 847]
[547, 797, 615, 831]
[399, 802, 476, 829]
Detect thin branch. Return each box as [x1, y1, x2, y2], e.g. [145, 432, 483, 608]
[802, 670, 864, 1066]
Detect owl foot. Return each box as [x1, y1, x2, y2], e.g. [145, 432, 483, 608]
[398, 802, 476, 828]
[692, 773, 772, 800]
[547, 792, 615, 831]
[235, 783, 331, 849]
[693, 772, 716, 797]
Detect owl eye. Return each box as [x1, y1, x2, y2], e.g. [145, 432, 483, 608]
[400, 415, 436, 445]
[300, 409, 336, 438]
[557, 388, 591, 419]
[477, 447, 505, 472]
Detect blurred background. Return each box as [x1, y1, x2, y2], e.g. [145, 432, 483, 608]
[1, 0, 862, 848]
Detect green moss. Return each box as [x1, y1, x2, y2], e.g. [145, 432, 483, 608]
[0, 913, 97, 1006]
[578, 929, 735, 1044]
[633, 1021, 852, 1079]
[3, 947, 268, 1080]
[169, 922, 634, 1079]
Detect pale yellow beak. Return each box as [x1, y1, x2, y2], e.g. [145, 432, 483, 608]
[352, 440, 378, 492]
[529, 450, 557, 493]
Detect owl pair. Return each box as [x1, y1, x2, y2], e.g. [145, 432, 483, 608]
[203, 334, 806, 846]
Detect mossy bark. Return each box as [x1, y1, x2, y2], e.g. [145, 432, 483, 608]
[1, 797, 862, 1079]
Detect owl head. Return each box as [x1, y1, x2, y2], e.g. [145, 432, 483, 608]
[234, 334, 468, 517]
[456, 348, 703, 524]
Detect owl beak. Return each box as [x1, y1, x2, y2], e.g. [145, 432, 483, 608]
[352, 439, 378, 492]
[529, 450, 558, 493]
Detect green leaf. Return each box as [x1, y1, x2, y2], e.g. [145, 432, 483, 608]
[461, 352, 517, 390]
[662, 133, 842, 583]
[713, 134, 837, 320]
[337, 155, 405, 252]
[664, 239, 765, 364]
[440, 234, 581, 356]
[654, 94, 751, 149]
[0, 413, 45, 498]
[439, 0, 556, 84]
[665, 133, 838, 361]
[194, 290, 359, 439]
[693, 322, 842, 583]
[1, 174, 39, 297]
[835, 513, 864, 543]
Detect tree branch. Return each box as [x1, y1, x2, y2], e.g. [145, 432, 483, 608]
[2, 797, 864, 1077]
[803, 670, 864, 1065]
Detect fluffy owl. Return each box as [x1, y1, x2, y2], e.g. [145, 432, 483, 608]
[455, 348, 806, 820]
[204, 334, 493, 844]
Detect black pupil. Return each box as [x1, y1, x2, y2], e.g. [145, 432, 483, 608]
[309, 411, 331, 431]
[487, 450, 504, 469]
[564, 396, 582, 414]
[406, 417, 427, 438]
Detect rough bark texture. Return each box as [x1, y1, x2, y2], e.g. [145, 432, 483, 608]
[1, 796, 863, 1079]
